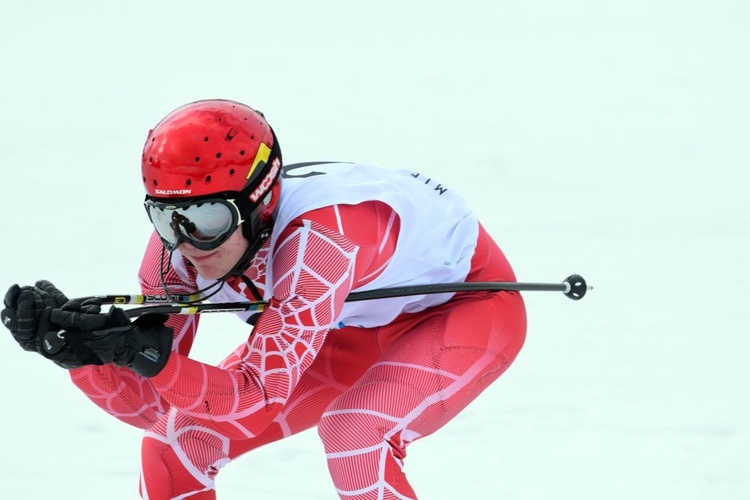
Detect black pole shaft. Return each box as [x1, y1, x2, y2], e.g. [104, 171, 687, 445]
[121, 274, 587, 317]
[345, 281, 567, 302]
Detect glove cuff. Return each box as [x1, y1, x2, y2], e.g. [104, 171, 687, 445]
[121, 317, 173, 378]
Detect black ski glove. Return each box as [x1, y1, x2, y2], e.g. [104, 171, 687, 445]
[51, 307, 174, 378]
[1, 280, 104, 369]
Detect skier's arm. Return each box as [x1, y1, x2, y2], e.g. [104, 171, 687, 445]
[68, 232, 201, 429]
[143, 218, 354, 438]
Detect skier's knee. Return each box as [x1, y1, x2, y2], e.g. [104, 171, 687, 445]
[140, 433, 223, 499]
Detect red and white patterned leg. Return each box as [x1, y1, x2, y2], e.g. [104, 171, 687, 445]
[140, 409, 227, 500]
[319, 291, 526, 500]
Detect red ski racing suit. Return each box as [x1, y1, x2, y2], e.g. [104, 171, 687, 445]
[70, 163, 527, 499]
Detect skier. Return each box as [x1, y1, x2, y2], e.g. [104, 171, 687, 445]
[2, 99, 527, 499]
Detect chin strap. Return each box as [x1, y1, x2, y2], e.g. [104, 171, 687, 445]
[227, 225, 273, 278]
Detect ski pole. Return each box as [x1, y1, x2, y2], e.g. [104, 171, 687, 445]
[77, 274, 590, 317]
[42, 274, 589, 354]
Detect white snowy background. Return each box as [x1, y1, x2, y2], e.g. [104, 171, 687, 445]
[1, 1, 748, 498]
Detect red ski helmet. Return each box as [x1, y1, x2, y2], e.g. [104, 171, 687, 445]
[141, 99, 283, 271]
[142, 99, 281, 200]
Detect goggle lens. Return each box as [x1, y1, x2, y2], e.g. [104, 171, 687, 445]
[145, 198, 240, 250]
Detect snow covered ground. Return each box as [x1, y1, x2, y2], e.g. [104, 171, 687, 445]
[1, 1, 748, 498]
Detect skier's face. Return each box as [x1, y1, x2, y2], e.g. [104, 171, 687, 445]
[180, 226, 249, 280]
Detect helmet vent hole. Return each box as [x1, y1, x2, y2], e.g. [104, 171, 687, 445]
[204, 137, 209, 142]
[153, 179, 158, 186]
[229, 169, 235, 176]
[186, 179, 192, 186]
[195, 156, 200, 163]
[205, 175, 212, 183]
[250, 135, 255, 140]
[142, 176, 146, 182]
[240, 150, 245, 156]
[216, 152, 222, 159]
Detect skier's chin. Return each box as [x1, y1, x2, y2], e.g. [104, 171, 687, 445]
[190, 259, 232, 281]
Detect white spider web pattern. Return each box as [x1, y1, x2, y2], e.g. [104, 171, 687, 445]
[149, 220, 358, 438]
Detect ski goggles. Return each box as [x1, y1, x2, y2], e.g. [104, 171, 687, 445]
[144, 196, 242, 251]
